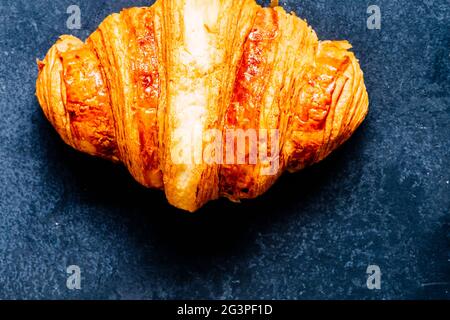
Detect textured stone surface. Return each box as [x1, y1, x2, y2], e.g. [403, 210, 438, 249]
[0, 0, 449, 299]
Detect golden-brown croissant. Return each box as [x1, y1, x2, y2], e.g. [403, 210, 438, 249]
[36, 0, 369, 212]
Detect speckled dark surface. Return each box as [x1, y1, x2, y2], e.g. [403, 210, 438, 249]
[0, 0, 449, 300]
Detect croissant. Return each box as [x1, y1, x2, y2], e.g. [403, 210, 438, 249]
[36, 0, 369, 212]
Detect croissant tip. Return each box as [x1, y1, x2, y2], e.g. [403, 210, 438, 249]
[269, 0, 279, 8]
[36, 59, 45, 71]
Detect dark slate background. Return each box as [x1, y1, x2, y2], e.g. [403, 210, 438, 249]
[0, 0, 449, 300]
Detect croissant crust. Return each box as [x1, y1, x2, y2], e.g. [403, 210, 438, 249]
[36, 0, 369, 212]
